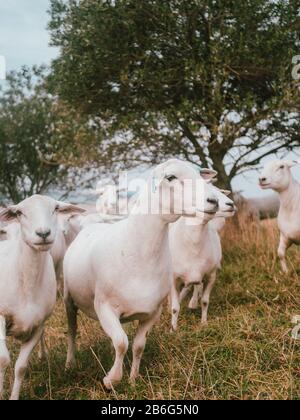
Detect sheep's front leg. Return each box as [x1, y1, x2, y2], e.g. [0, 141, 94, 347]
[130, 306, 162, 385]
[0, 316, 10, 400]
[10, 326, 44, 400]
[171, 278, 182, 332]
[278, 234, 292, 274]
[188, 284, 203, 310]
[201, 271, 217, 325]
[95, 302, 128, 390]
[65, 292, 78, 370]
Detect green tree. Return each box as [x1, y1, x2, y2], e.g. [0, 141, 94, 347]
[0, 67, 68, 202]
[49, 0, 300, 188]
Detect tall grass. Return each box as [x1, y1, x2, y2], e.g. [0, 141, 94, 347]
[4, 219, 300, 400]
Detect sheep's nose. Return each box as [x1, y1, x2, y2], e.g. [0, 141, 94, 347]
[207, 198, 219, 208]
[36, 229, 51, 240]
[226, 202, 235, 208]
[260, 177, 267, 183]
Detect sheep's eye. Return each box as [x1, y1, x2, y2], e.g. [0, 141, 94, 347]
[279, 165, 285, 170]
[16, 210, 23, 217]
[166, 175, 177, 182]
[54, 205, 60, 213]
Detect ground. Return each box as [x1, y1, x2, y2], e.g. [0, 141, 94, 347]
[4, 219, 300, 400]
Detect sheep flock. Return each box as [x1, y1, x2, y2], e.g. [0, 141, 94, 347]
[0, 158, 299, 400]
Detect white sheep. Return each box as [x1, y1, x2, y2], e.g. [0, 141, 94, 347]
[97, 185, 128, 215]
[50, 216, 68, 289]
[63, 159, 219, 389]
[169, 187, 235, 330]
[259, 159, 300, 273]
[97, 181, 138, 216]
[0, 222, 20, 241]
[67, 212, 124, 239]
[0, 195, 84, 400]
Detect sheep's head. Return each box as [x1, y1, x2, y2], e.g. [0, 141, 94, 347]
[141, 159, 219, 222]
[259, 160, 299, 192]
[0, 195, 85, 252]
[213, 188, 235, 219]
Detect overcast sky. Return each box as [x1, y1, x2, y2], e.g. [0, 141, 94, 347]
[0, 0, 299, 197]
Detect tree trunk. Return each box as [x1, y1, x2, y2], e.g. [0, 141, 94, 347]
[209, 153, 232, 190]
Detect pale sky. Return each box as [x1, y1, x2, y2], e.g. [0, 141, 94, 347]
[0, 0, 299, 197]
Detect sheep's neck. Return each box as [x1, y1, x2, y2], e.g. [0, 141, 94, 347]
[126, 214, 172, 261]
[279, 178, 300, 212]
[180, 217, 210, 245]
[18, 239, 48, 301]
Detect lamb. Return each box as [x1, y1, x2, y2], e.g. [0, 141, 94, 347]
[0, 195, 84, 400]
[63, 159, 219, 389]
[169, 187, 235, 330]
[259, 159, 300, 273]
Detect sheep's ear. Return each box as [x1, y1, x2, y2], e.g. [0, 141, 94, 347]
[67, 214, 79, 221]
[200, 168, 218, 181]
[286, 160, 299, 168]
[56, 202, 86, 215]
[220, 189, 232, 197]
[0, 206, 19, 222]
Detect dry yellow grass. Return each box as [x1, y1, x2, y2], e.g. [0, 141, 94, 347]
[4, 218, 300, 400]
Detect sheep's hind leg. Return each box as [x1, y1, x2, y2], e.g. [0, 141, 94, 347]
[179, 284, 192, 304]
[10, 326, 44, 400]
[65, 292, 78, 370]
[201, 271, 217, 325]
[188, 284, 203, 310]
[38, 331, 48, 361]
[0, 316, 10, 400]
[95, 302, 128, 390]
[171, 278, 182, 332]
[278, 235, 292, 274]
[130, 306, 162, 385]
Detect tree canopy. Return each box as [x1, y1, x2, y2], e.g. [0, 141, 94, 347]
[0, 67, 69, 202]
[48, 0, 300, 187]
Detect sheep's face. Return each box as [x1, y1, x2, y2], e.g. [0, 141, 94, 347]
[99, 186, 118, 213]
[213, 189, 235, 219]
[259, 160, 297, 192]
[150, 159, 219, 221]
[0, 195, 85, 252]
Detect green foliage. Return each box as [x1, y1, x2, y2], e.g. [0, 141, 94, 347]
[0, 67, 69, 202]
[48, 0, 300, 187]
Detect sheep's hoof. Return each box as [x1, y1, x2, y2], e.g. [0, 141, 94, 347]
[201, 321, 208, 327]
[65, 360, 76, 371]
[103, 375, 120, 390]
[129, 376, 137, 387]
[38, 349, 48, 362]
[188, 302, 198, 310]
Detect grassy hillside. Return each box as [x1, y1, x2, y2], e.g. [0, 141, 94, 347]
[5, 219, 300, 400]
